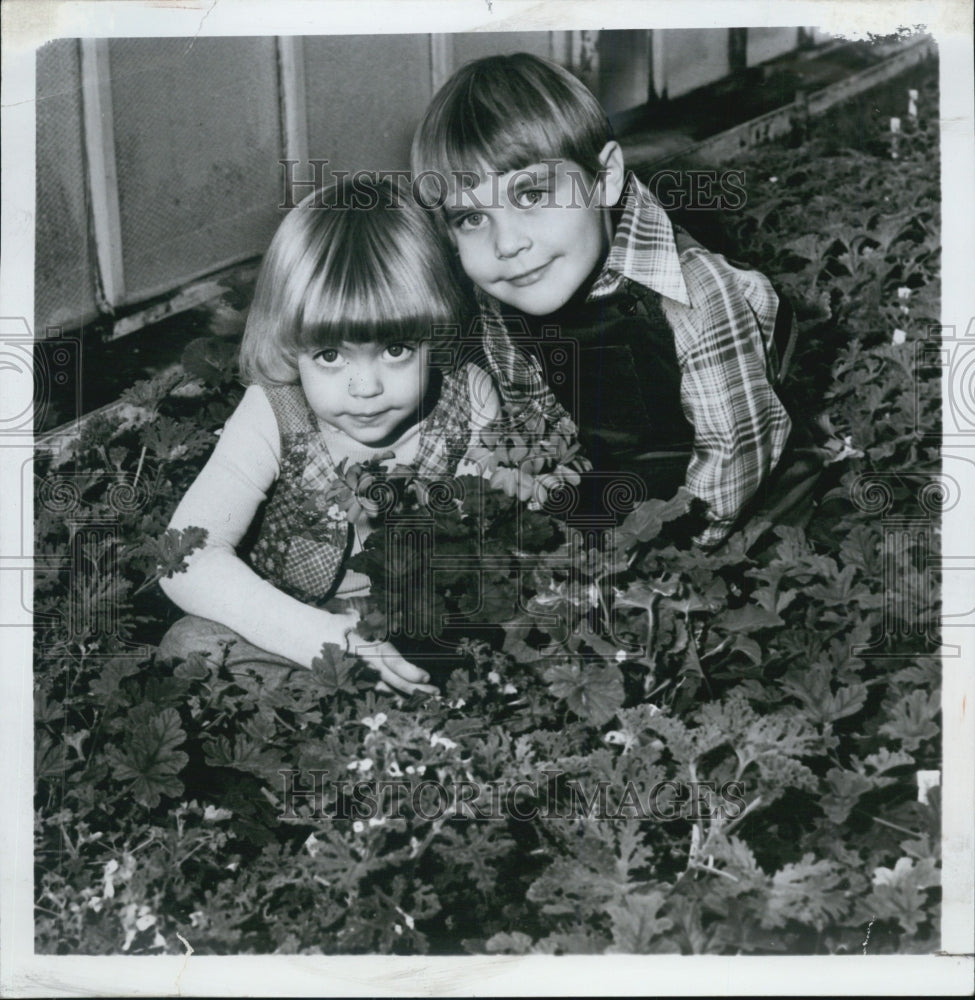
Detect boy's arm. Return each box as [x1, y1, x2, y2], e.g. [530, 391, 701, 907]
[159, 385, 361, 667]
[662, 249, 792, 547]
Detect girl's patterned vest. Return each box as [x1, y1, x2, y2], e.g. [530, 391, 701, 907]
[248, 365, 476, 607]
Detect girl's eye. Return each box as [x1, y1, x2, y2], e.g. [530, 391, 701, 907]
[314, 348, 342, 366]
[455, 212, 485, 232]
[383, 343, 415, 361]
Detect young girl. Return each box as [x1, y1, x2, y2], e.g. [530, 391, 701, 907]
[158, 175, 500, 696]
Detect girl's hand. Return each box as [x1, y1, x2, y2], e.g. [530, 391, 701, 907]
[347, 632, 438, 696]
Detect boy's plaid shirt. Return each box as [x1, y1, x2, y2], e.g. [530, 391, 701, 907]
[474, 175, 792, 547]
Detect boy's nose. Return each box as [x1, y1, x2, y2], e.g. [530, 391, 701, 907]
[348, 364, 382, 397]
[494, 217, 531, 259]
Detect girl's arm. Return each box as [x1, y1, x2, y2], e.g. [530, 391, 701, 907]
[159, 385, 364, 669]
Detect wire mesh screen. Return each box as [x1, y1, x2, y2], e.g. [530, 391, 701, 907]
[35, 39, 99, 336]
[303, 35, 433, 174]
[108, 37, 283, 302]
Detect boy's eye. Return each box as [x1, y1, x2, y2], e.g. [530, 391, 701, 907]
[383, 343, 415, 361]
[514, 188, 546, 208]
[313, 348, 342, 366]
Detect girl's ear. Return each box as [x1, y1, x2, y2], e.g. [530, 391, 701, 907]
[596, 141, 626, 207]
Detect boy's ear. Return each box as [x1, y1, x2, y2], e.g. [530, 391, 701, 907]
[597, 141, 625, 207]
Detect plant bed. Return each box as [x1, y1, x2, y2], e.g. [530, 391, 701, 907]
[34, 61, 941, 956]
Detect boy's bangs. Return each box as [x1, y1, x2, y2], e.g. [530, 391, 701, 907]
[413, 54, 610, 189]
[424, 99, 588, 188]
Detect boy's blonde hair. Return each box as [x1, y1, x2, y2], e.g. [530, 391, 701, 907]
[239, 174, 471, 385]
[411, 52, 612, 187]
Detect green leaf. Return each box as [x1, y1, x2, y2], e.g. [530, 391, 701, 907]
[605, 891, 673, 953]
[543, 661, 624, 727]
[181, 336, 239, 387]
[88, 656, 142, 705]
[714, 604, 784, 633]
[878, 690, 940, 751]
[311, 643, 361, 696]
[762, 855, 850, 931]
[616, 489, 693, 548]
[104, 706, 189, 808]
[142, 526, 209, 585]
[485, 931, 534, 955]
[821, 768, 875, 824]
[865, 857, 939, 936]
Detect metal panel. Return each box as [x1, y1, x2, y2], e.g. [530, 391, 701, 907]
[598, 30, 652, 118]
[303, 35, 433, 175]
[107, 37, 282, 302]
[450, 30, 554, 67]
[660, 29, 731, 99]
[746, 27, 801, 68]
[35, 39, 99, 333]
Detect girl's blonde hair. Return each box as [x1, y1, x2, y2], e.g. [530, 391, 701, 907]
[239, 174, 472, 384]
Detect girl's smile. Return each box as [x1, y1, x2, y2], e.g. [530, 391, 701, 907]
[297, 341, 430, 447]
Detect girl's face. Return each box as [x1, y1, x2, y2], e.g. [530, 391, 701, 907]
[298, 340, 430, 448]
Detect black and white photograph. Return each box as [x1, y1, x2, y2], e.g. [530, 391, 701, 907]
[2, 0, 973, 995]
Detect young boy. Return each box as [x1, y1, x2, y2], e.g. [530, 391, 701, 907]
[411, 52, 798, 547]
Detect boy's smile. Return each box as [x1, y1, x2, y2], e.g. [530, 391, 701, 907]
[445, 143, 624, 316]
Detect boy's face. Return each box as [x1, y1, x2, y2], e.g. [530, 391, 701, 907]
[298, 341, 430, 447]
[444, 142, 624, 316]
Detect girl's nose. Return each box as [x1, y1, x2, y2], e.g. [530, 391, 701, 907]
[348, 363, 382, 397]
[494, 215, 531, 260]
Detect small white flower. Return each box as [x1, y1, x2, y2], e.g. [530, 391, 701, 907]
[361, 712, 387, 732]
[352, 820, 365, 834]
[897, 286, 912, 301]
[449, 697, 466, 709]
[368, 816, 386, 828]
[430, 733, 459, 750]
[487, 671, 501, 685]
[203, 805, 232, 822]
[768, 176, 778, 183]
[615, 649, 628, 663]
[304, 833, 321, 857]
[88, 896, 103, 912]
[394, 923, 403, 935]
[405, 765, 415, 774]
[347, 757, 374, 772]
[386, 759, 402, 777]
[502, 683, 518, 695]
[892, 328, 908, 345]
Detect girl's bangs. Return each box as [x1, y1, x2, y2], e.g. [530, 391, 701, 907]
[296, 270, 461, 352]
